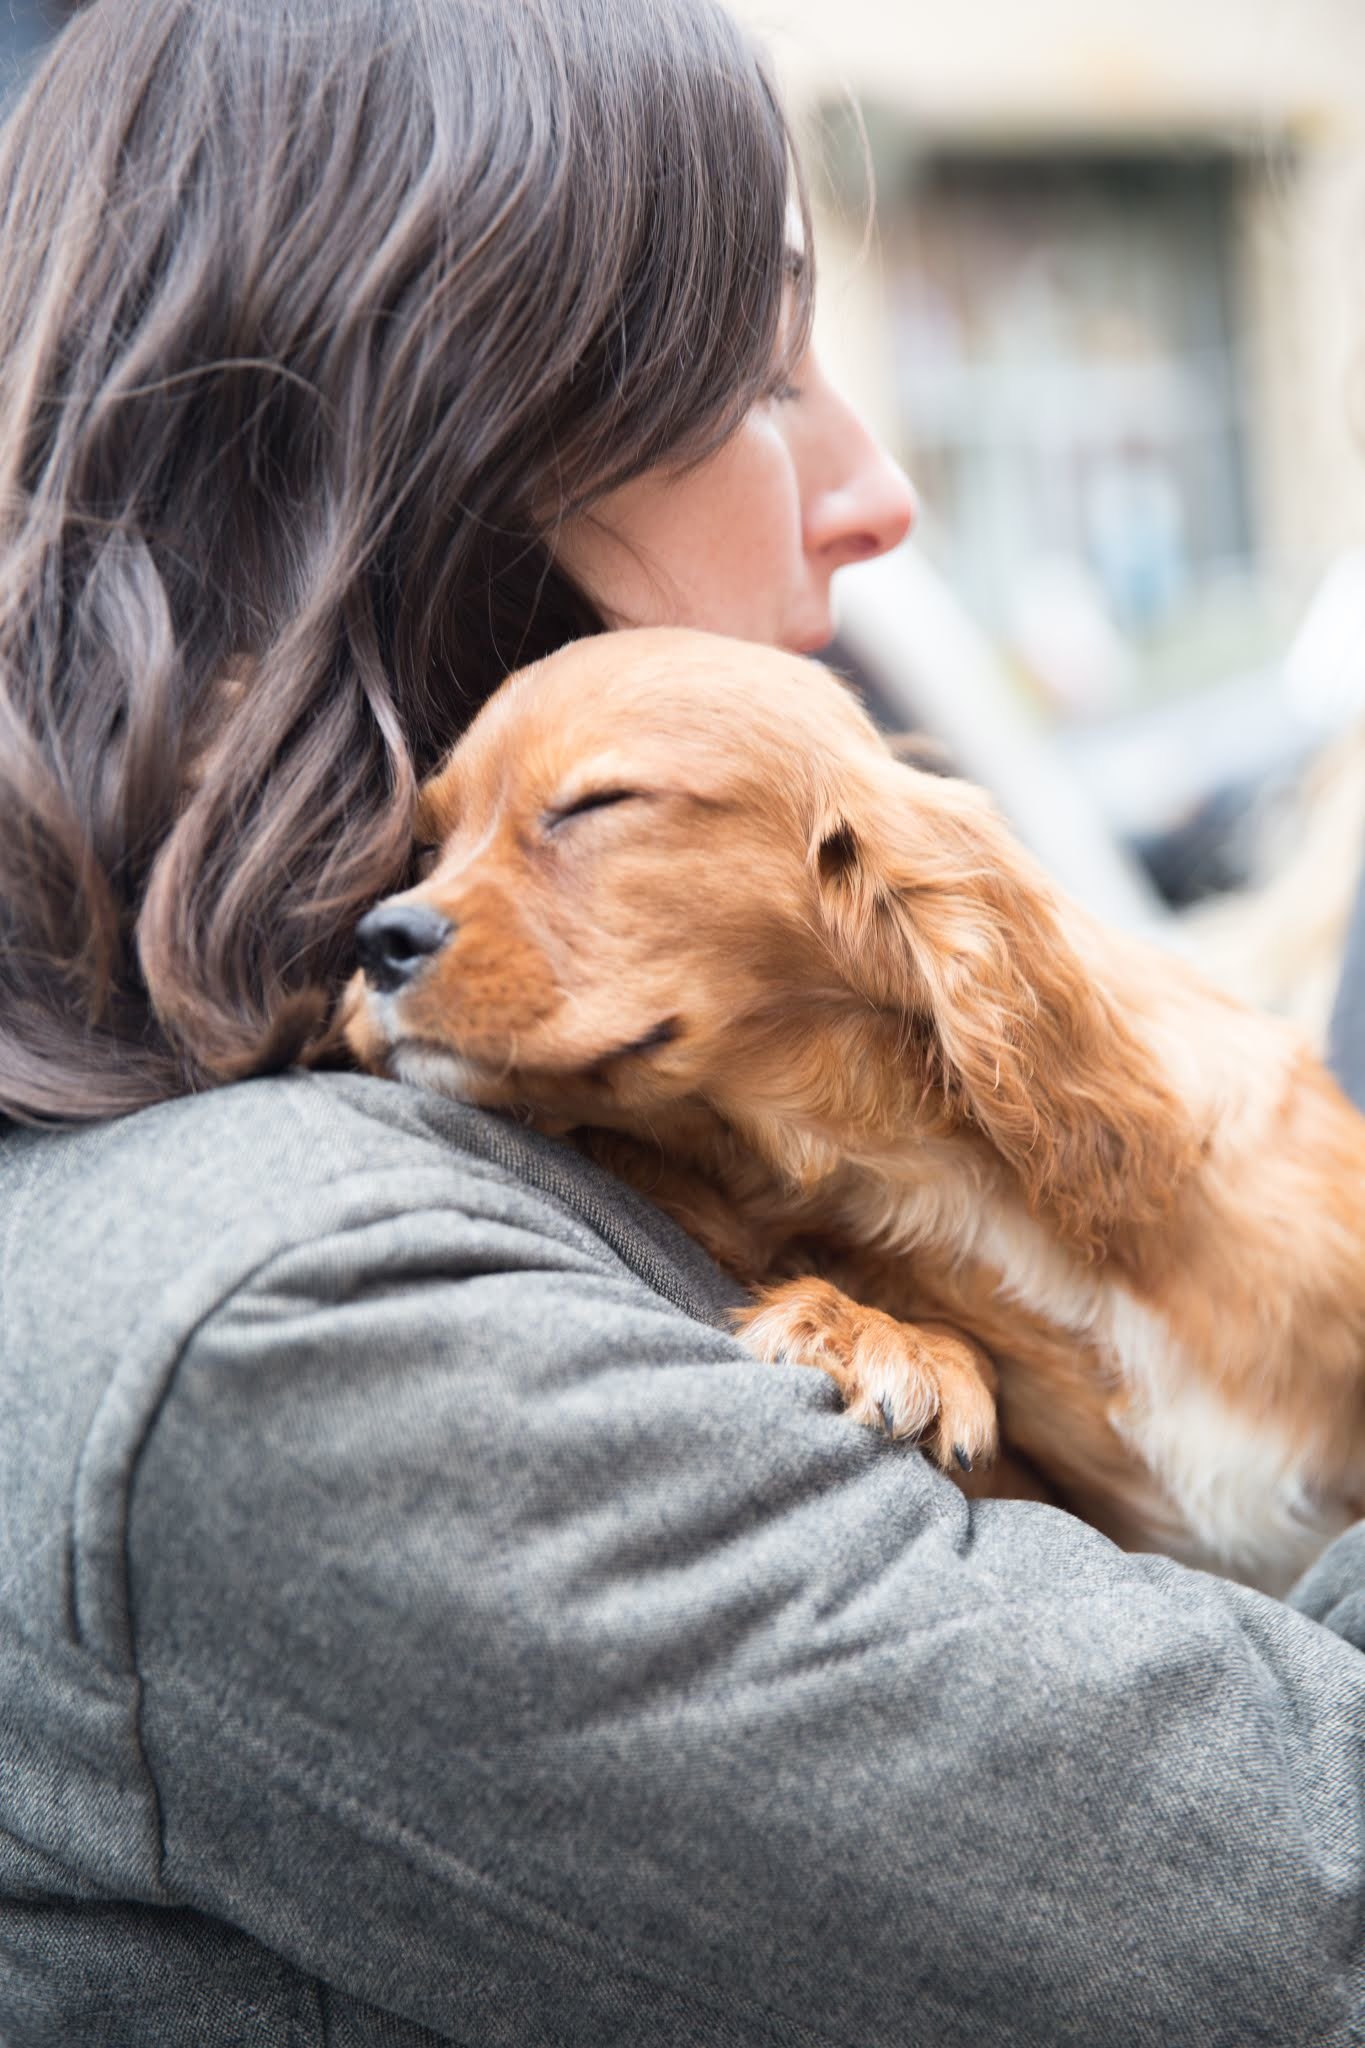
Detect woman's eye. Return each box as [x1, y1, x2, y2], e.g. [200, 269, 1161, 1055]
[549, 788, 639, 826]
[763, 361, 804, 403]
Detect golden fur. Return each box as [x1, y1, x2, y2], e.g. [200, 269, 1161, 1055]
[342, 627, 1365, 1590]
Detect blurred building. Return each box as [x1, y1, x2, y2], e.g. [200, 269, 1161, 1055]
[735, 0, 1365, 788]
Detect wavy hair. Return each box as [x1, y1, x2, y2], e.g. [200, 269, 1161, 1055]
[0, 0, 811, 1120]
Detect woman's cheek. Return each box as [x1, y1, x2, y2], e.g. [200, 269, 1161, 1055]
[717, 416, 806, 571]
[551, 407, 809, 640]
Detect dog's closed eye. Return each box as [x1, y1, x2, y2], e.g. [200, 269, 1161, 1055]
[547, 788, 644, 829]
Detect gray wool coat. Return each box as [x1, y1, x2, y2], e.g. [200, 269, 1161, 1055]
[2, 1069, 1363, 2046]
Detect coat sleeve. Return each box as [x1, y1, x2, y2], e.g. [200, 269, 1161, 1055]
[126, 1172, 1365, 2048]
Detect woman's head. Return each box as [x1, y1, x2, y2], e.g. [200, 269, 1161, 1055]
[0, 0, 905, 1121]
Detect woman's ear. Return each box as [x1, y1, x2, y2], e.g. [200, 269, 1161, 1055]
[810, 762, 1197, 1257]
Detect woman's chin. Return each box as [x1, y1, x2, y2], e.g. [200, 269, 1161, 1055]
[783, 608, 835, 656]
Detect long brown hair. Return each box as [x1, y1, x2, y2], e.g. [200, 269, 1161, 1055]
[0, 0, 811, 1121]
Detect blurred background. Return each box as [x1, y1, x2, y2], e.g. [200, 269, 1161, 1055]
[8, 0, 1365, 1042]
[0, 1, 71, 76]
[730, 0, 1365, 1043]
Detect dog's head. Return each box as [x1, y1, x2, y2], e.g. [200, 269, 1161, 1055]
[343, 627, 1192, 1250]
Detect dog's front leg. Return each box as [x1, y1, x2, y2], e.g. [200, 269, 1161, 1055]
[732, 1277, 999, 1475]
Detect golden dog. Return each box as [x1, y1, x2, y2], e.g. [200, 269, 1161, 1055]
[342, 627, 1365, 1590]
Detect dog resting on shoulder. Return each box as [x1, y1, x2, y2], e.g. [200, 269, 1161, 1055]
[341, 627, 1365, 1591]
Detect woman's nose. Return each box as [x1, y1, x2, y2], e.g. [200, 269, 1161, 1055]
[806, 370, 925, 573]
[808, 451, 918, 569]
[802, 354, 929, 569]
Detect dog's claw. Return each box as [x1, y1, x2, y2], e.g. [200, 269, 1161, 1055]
[879, 1395, 897, 1436]
[954, 1445, 973, 1473]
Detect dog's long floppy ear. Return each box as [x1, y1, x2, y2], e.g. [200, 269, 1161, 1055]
[811, 760, 1196, 1256]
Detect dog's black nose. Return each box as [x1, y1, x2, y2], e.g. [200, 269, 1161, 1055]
[355, 901, 453, 993]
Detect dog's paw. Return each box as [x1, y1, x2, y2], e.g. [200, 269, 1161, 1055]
[732, 1278, 998, 1474]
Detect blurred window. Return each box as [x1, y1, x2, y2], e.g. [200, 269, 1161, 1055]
[891, 152, 1255, 704]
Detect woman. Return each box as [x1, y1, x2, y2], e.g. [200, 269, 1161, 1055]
[0, 2, 1361, 2043]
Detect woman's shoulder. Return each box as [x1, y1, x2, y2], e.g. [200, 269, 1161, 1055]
[0, 1073, 757, 2030]
[0, 1067, 741, 1772]
[0, 1069, 740, 1342]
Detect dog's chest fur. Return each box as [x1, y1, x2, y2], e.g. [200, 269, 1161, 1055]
[828, 1153, 1350, 1592]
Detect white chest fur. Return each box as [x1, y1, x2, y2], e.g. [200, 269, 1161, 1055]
[843, 1161, 1340, 1590]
